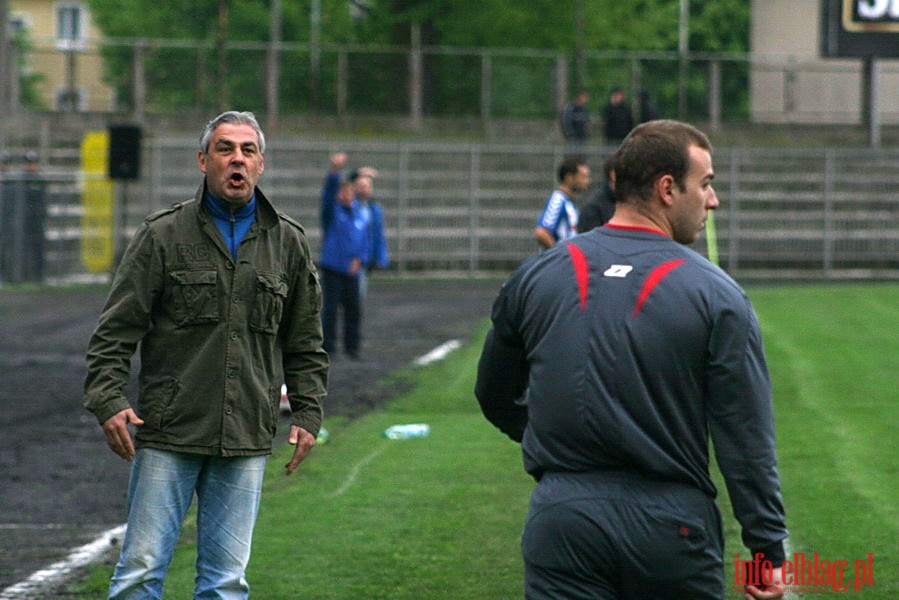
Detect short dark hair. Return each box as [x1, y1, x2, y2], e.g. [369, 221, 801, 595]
[613, 119, 711, 204]
[602, 152, 617, 180]
[557, 157, 585, 183]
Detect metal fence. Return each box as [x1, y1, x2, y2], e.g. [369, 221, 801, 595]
[22, 138, 899, 286]
[14, 38, 899, 129]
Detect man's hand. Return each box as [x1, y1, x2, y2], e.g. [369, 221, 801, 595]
[330, 152, 347, 172]
[285, 425, 316, 475]
[101, 408, 144, 462]
[744, 566, 785, 600]
[533, 226, 556, 249]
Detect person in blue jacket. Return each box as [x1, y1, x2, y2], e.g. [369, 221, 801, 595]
[319, 163, 367, 358]
[350, 168, 389, 300]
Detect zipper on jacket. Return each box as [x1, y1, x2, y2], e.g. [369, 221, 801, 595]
[229, 211, 237, 258]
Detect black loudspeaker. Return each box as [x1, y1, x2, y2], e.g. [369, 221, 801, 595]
[108, 125, 142, 180]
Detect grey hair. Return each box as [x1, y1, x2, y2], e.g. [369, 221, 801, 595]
[199, 111, 266, 154]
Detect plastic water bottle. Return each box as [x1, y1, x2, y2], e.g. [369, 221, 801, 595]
[383, 423, 431, 440]
[316, 427, 329, 445]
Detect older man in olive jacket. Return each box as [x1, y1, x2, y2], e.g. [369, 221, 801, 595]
[84, 111, 328, 600]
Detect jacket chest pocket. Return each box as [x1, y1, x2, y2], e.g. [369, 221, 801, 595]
[169, 270, 219, 327]
[250, 272, 288, 335]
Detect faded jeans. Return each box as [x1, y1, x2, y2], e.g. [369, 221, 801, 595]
[107, 448, 267, 600]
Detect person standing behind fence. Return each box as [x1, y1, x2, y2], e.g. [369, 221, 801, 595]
[560, 91, 591, 158]
[577, 153, 617, 232]
[350, 167, 389, 300]
[83, 110, 329, 600]
[602, 87, 635, 145]
[534, 157, 590, 249]
[319, 156, 367, 358]
[638, 89, 661, 123]
[476, 119, 787, 600]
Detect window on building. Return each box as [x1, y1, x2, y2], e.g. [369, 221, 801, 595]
[55, 86, 86, 111]
[56, 2, 86, 50]
[9, 13, 31, 38]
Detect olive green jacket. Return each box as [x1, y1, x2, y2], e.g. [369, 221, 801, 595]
[84, 184, 329, 456]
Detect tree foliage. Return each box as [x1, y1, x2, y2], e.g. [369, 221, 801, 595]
[86, 0, 750, 117]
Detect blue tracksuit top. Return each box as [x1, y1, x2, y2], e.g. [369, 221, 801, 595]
[318, 173, 367, 274]
[358, 200, 389, 270]
[204, 192, 257, 259]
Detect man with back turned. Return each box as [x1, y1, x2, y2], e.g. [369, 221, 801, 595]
[476, 119, 788, 600]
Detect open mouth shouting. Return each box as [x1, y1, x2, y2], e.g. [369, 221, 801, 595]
[228, 171, 247, 188]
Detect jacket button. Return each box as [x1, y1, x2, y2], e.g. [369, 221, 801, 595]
[231, 332, 239, 340]
[225, 406, 233, 415]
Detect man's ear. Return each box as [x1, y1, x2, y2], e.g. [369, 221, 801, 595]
[656, 174, 675, 207]
[198, 151, 207, 174]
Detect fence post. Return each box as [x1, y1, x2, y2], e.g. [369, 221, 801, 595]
[784, 60, 797, 118]
[555, 54, 568, 115]
[480, 51, 492, 123]
[397, 144, 410, 274]
[409, 24, 423, 131]
[708, 58, 721, 131]
[132, 41, 146, 122]
[0, 0, 10, 117]
[862, 57, 882, 148]
[337, 50, 348, 121]
[727, 147, 741, 274]
[63, 48, 78, 111]
[266, 0, 281, 128]
[823, 149, 835, 275]
[469, 145, 480, 273]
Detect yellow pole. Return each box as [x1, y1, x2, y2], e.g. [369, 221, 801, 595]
[705, 211, 719, 267]
[80, 131, 115, 273]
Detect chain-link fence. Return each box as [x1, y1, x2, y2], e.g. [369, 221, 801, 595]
[12, 38, 899, 128]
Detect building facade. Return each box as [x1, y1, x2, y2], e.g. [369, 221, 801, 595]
[10, 0, 115, 112]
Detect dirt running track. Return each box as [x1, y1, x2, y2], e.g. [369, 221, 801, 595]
[0, 277, 503, 598]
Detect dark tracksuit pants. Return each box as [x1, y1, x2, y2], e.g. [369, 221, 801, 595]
[522, 470, 724, 600]
[320, 267, 360, 356]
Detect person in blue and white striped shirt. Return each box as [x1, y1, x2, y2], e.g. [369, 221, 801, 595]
[533, 157, 590, 249]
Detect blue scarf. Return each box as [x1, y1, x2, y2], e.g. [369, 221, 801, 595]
[205, 192, 257, 259]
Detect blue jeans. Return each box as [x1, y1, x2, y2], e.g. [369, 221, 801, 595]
[108, 449, 268, 600]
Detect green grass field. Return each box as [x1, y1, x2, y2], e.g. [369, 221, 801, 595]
[69, 283, 898, 599]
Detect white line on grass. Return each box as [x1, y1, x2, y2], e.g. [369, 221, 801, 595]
[325, 338, 461, 499]
[327, 445, 388, 498]
[413, 339, 461, 366]
[1, 523, 126, 600]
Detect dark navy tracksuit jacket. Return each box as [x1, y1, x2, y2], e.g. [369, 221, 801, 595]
[476, 225, 788, 579]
